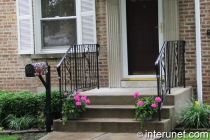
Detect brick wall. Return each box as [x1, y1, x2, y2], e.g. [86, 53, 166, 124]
[179, 1, 197, 96]
[179, 0, 210, 102]
[96, 0, 109, 87]
[200, 0, 210, 102]
[0, 0, 108, 93]
[0, 0, 34, 91]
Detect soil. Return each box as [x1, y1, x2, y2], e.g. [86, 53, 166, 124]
[19, 132, 48, 140]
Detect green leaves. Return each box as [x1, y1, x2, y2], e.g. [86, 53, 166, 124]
[134, 96, 158, 120]
[5, 114, 35, 130]
[0, 90, 38, 119]
[61, 91, 89, 125]
[0, 90, 61, 129]
[178, 98, 210, 129]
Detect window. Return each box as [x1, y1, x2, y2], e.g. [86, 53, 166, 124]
[17, 0, 96, 54]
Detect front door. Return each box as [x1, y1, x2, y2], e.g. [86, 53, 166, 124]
[126, 0, 159, 75]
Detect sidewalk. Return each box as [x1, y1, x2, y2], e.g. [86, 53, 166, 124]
[38, 132, 155, 140]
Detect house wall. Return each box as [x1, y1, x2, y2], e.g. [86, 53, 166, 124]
[1, 0, 210, 102]
[96, 0, 109, 88]
[179, 0, 210, 102]
[200, 0, 210, 102]
[0, 0, 108, 93]
[179, 0, 197, 96]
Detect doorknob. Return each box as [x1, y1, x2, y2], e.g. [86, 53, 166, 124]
[155, 22, 163, 33]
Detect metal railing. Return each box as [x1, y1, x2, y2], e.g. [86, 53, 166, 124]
[57, 44, 100, 117]
[155, 40, 186, 121]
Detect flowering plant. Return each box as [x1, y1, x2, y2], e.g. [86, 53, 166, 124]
[133, 91, 161, 120]
[178, 98, 210, 128]
[62, 91, 90, 125]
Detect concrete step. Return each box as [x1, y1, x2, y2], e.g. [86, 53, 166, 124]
[81, 87, 192, 106]
[53, 118, 171, 133]
[80, 105, 174, 119]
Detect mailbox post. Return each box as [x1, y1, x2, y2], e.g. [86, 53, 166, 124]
[25, 62, 51, 132]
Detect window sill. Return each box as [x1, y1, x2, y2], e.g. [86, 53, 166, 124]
[31, 54, 64, 60]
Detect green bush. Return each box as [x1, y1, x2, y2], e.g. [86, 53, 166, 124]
[5, 114, 35, 130]
[37, 90, 61, 120]
[178, 98, 210, 128]
[0, 90, 38, 121]
[0, 90, 61, 129]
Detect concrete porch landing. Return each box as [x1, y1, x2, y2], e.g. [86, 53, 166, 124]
[81, 87, 189, 96]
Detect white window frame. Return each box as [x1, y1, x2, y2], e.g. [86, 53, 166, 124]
[34, 0, 96, 54]
[17, 0, 96, 54]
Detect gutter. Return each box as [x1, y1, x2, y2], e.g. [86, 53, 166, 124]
[194, 0, 203, 103]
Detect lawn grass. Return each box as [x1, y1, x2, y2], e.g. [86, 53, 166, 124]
[0, 132, 47, 140]
[0, 134, 21, 140]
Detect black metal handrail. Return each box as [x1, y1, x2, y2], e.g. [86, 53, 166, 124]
[57, 44, 100, 118]
[155, 40, 186, 121]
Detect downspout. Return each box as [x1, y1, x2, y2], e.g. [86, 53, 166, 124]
[194, 0, 203, 103]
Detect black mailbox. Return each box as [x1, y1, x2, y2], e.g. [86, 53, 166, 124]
[25, 62, 48, 77]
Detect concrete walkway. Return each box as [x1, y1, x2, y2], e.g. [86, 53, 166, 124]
[38, 132, 155, 140]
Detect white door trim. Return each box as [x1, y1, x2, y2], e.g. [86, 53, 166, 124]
[120, 0, 163, 79]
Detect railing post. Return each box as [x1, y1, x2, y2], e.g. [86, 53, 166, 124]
[45, 66, 51, 132]
[74, 45, 78, 91]
[167, 43, 171, 94]
[155, 63, 161, 121]
[182, 41, 186, 88]
[96, 44, 100, 89]
[57, 66, 62, 119]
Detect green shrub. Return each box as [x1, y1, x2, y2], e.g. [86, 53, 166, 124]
[0, 90, 61, 129]
[37, 90, 61, 120]
[178, 98, 210, 128]
[5, 114, 35, 130]
[35, 90, 61, 129]
[0, 90, 38, 127]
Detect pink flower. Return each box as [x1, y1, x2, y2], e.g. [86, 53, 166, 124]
[81, 96, 87, 101]
[155, 97, 161, 103]
[133, 92, 139, 98]
[85, 99, 91, 104]
[137, 100, 144, 106]
[74, 95, 80, 101]
[64, 92, 68, 96]
[75, 91, 80, 95]
[76, 101, 81, 106]
[82, 94, 87, 98]
[151, 103, 157, 108]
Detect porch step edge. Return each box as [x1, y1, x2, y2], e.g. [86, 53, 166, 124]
[53, 118, 171, 132]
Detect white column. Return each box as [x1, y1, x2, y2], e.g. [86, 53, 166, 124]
[106, 0, 121, 87]
[195, 0, 203, 103]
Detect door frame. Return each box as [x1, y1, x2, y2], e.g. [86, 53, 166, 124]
[120, 0, 163, 79]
